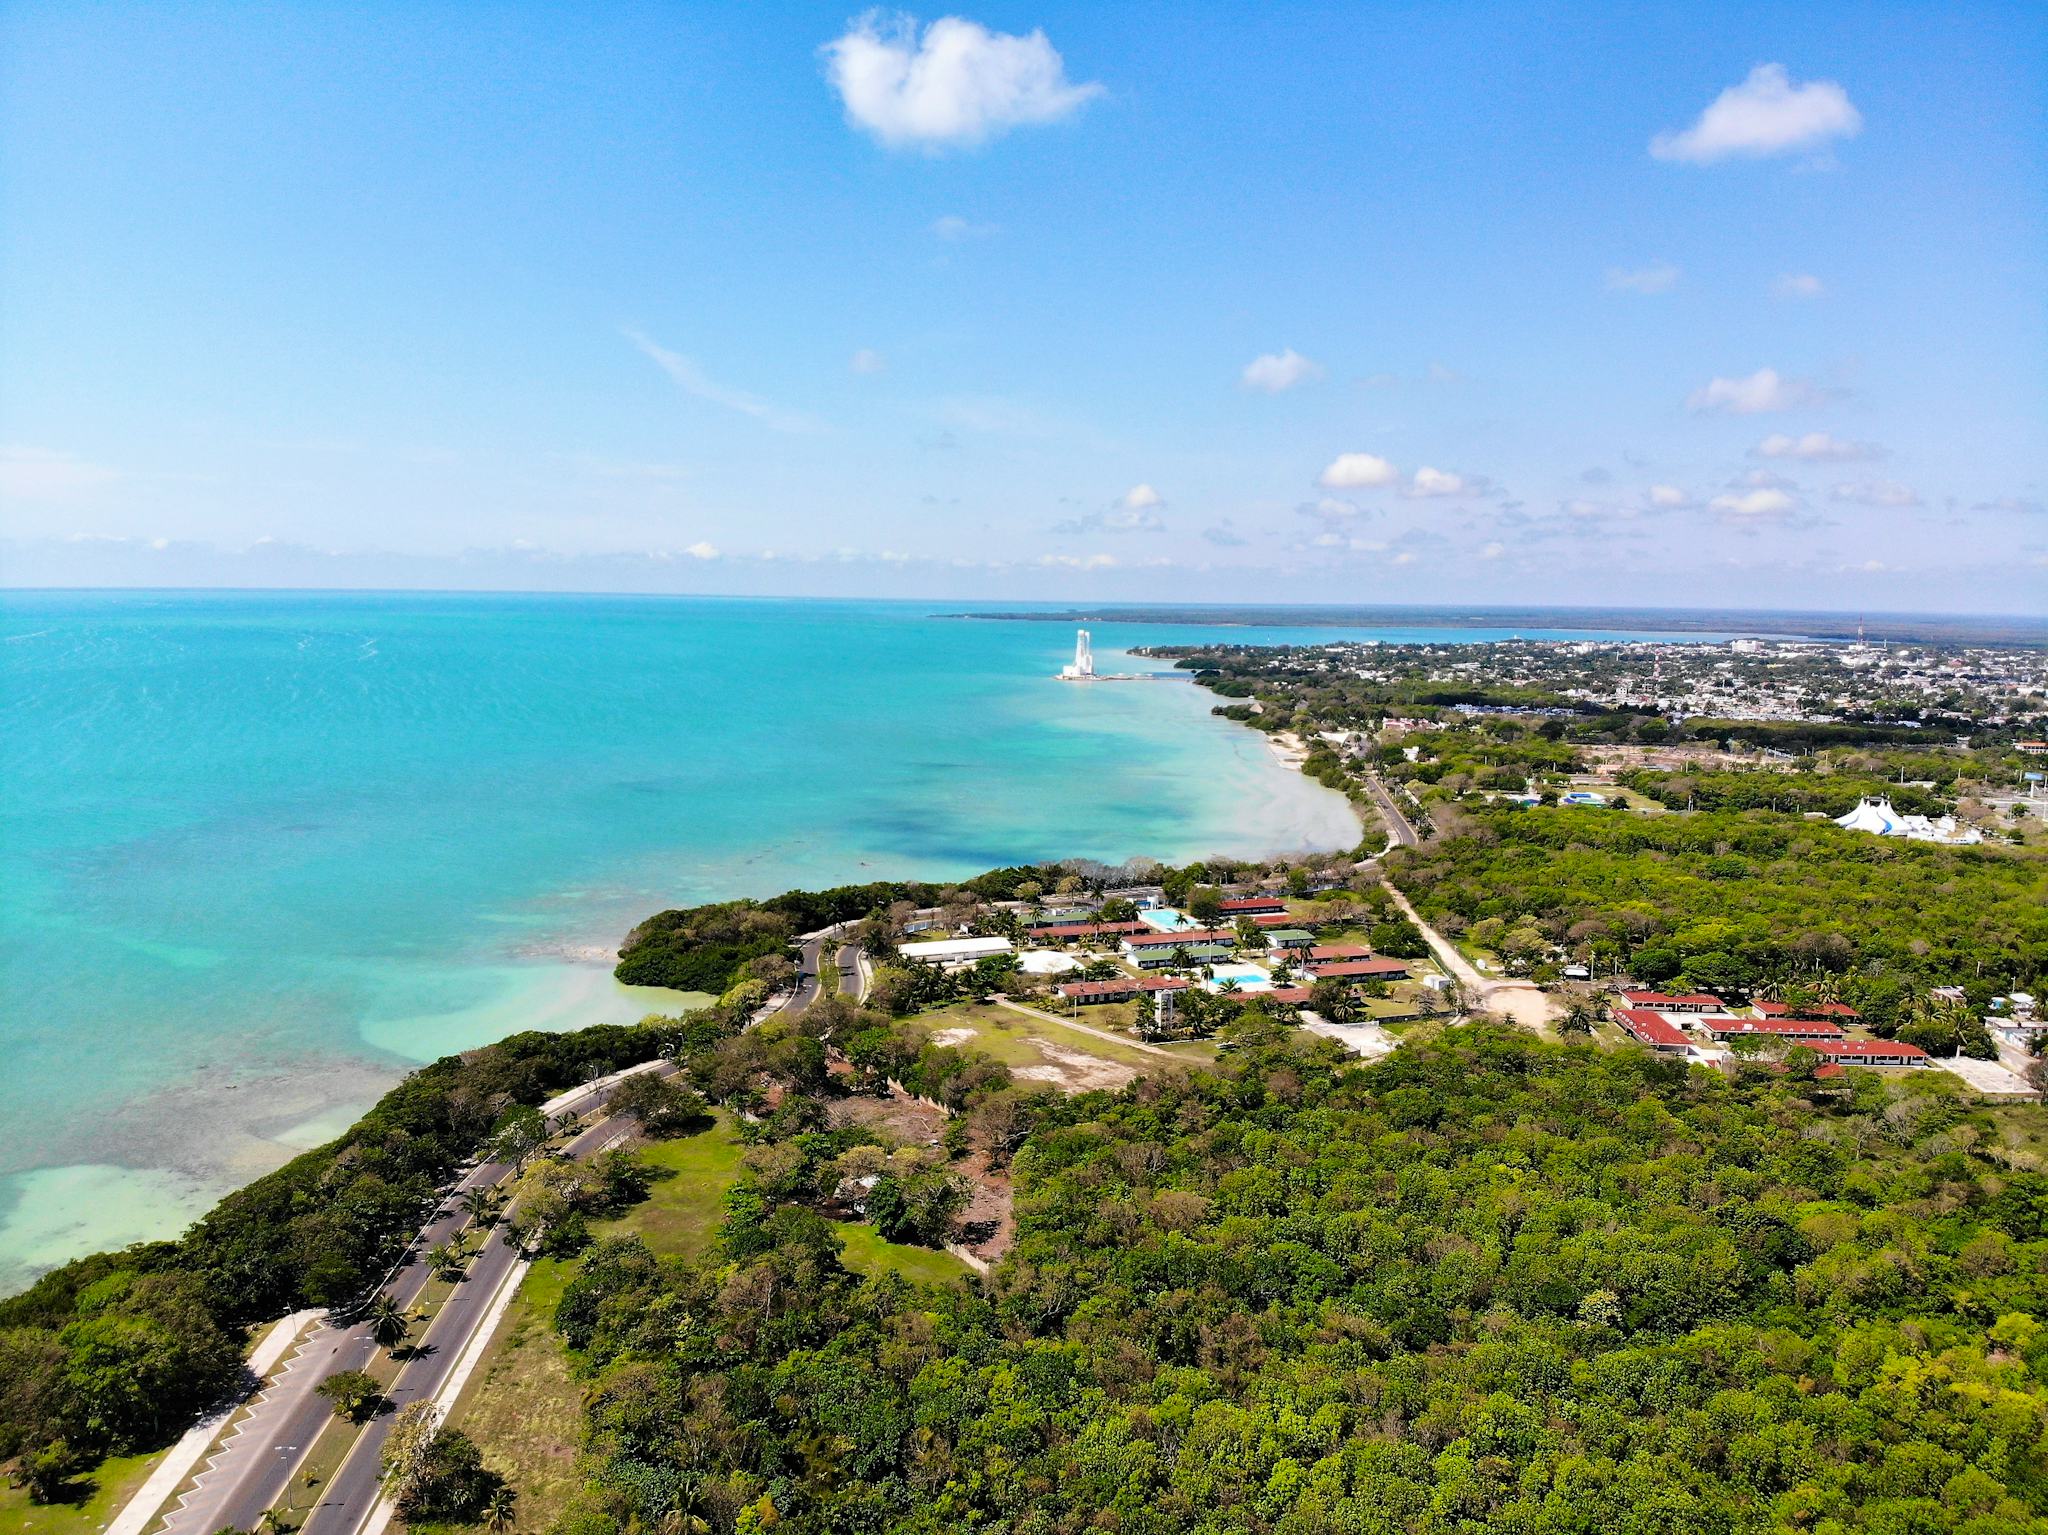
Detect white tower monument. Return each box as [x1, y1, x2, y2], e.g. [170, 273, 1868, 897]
[1060, 628, 1095, 679]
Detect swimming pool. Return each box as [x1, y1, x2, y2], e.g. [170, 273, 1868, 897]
[1202, 963, 1274, 992]
[1137, 907, 1204, 932]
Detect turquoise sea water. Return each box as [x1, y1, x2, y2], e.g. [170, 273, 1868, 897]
[0, 591, 1722, 1290]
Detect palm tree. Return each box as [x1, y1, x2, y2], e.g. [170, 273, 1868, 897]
[258, 1509, 293, 1535]
[483, 1485, 517, 1533]
[365, 1291, 410, 1350]
[458, 1187, 495, 1226]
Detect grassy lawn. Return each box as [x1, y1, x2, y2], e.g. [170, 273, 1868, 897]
[836, 1222, 971, 1285]
[918, 1000, 1212, 1071]
[0, 1450, 163, 1535]
[442, 1259, 581, 1535]
[439, 1119, 748, 1535]
[593, 1113, 747, 1261]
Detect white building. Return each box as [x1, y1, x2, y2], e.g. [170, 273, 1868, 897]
[896, 935, 1014, 968]
[1059, 628, 1095, 679]
[1834, 796, 1981, 845]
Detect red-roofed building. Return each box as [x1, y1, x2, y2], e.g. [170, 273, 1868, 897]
[1699, 1015, 1845, 1042]
[1614, 1007, 1694, 1055]
[1309, 944, 1372, 961]
[1810, 1038, 1931, 1067]
[1033, 921, 1149, 941]
[1253, 912, 1299, 927]
[1618, 990, 1724, 1013]
[1123, 928, 1238, 949]
[1753, 999, 1861, 1022]
[1220, 896, 1289, 915]
[1264, 986, 1315, 1005]
[1056, 976, 1192, 1005]
[1308, 958, 1411, 982]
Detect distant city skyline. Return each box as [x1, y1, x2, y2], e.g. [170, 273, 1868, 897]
[2, 3, 2043, 611]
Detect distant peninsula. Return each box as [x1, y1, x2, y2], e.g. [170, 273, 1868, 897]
[946, 604, 2048, 648]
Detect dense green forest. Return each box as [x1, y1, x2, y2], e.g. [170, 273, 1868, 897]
[1615, 768, 1953, 818]
[0, 1022, 673, 1494]
[615, 866, 1071, 992]
[1389, 805, 2048, 1010]
[542, 1023, 2048, 1534]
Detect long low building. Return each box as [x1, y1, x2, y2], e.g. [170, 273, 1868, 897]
[1057, 975, 1192, 1005]
[896, 935, 1013, 967]
[1220, 896, 1289, 915]
[1753, 999, 1860, 1022]
[1033, 920, 1149, 940]
[1309, 944, 1371, 961]
[1307, 958, 1411, 982]
[1809, 1038, 1931, 1067]
[1618, 990, 1725, 1013]
[1123, 927, 1238, 950]
[1614, 1007, 1694, 1055]
[1698, 1014, 1844, 1042]
[1132, 942, 1238, 970]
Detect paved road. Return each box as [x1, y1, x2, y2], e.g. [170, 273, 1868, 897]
[787, 931, 828, 1013]
[834, 941, 866, 1002]
[1361, 773, 1420, 849]
[152, 1065, 662, 1535]
[296, 1105, 640, 1535]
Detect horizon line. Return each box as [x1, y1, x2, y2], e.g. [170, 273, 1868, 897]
[2, 584, 2045, 627]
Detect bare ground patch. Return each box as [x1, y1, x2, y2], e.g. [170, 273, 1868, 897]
[1018, 1037, 1138, 1092]
[828, 1086, 947, 1147]
[953, 1149, 1014, 1265]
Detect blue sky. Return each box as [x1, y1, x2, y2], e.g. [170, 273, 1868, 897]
[2, 2, 2043, 611]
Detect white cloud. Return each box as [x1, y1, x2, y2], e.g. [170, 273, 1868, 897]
[850, 348, 887, 375]
[1830, 480, 1922, 507]
[1055, 483, 1166, 534]
[625, 330, 822, 434]
[683, 541, 721, 560]
[1647, 484, 1693, 509]
[1973, 496, 2045, 516]
[1239, 348, 1324, 393]
[822, 13, 1103, 150]
[1605, 261, 1680, 294]
[1687, 367, 1822, 415]
[1102, 483, 1165, 531]
[1753, 431, 1878, 461]
[1773, 272, 1825, 299]
[1478, 541, 1506, 560]
[1037, 552, 1118, 569]
[1650, 64, 1863, 165]
[1308, 531, 1387, 553]
[1734, 467, 1798, 490]
[931, 213, 998, 240]
[1300, 496, 1364, 520]
[0, 444, 120, 502]
[1709, 488, 1798, 518]
[1318, 452, 1399, 489]
[1407, 466, 1470, 498]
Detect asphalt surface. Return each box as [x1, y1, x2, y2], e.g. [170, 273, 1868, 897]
[161, 1068, 657, 1535]
[834, 941, 865, 1001]
[787, 932, 828, 1014]
[1362, 773, 1421, 848]
[296, 1104, 637, 1535]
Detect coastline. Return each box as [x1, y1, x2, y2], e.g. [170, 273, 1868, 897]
[0, 607, 1362, 1293]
